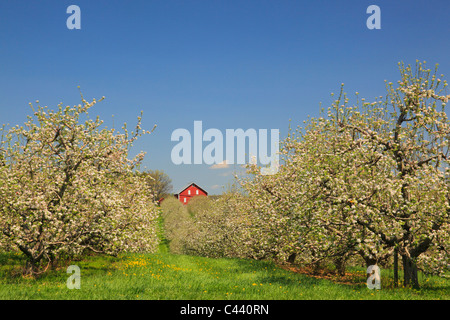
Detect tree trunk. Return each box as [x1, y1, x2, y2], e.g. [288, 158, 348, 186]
[363, 256, 377, 268]
[333, 256, 347, 276]
[310, 261, 323, 275]
[393, 247, 399, 288]
[24, 259, 39, 277]
[287, 253, 296, 264]
[402, 255, 419, 288]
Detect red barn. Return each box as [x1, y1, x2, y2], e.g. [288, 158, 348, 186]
[174, 183, 208, 204]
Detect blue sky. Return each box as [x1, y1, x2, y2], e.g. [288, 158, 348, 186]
[1, 0, 449, 194]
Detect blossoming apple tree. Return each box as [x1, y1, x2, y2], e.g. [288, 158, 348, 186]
[335, 61, 450, 288]
[241, 62, 449, 288]
[0, 95, 159, 275]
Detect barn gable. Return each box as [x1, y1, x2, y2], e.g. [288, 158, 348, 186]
[174, 183, 208, 204]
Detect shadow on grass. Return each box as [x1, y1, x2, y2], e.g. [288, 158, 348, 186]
[223, 257, 328, 289]
[0, 251, 122, 283]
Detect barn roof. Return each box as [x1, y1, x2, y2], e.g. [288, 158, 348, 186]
[174, 182, 208, 196]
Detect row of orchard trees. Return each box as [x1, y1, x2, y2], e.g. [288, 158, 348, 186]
[161, 194, 251, 259]
[241, 62, 450, 288]
[161, 62, 450, 289]
[0, 95, 159, 275]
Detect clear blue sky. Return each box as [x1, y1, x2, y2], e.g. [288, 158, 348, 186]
[1, 0, 449, 194]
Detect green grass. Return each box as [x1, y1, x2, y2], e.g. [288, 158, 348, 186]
[0, 251, 449, 300]
[1, 217, 448, 300]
